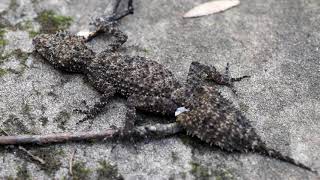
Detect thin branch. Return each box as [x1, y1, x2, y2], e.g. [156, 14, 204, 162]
[0, 123, 182, 145]
[0, 127, 46, 164]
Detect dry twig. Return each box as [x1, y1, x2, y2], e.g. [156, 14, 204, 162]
[0, 128, 46, 164]
[0, 123, 182, 145]
[17, 146, 46, 165]
[69, 149, 77, 176]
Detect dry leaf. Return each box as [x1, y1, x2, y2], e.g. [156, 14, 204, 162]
[183, 0, 240, 18]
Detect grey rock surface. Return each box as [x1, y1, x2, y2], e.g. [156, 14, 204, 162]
[0, 0, 319, 179]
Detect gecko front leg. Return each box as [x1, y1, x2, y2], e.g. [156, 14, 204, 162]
[86, 0, 134, 44]
[75, 86, 116, 124]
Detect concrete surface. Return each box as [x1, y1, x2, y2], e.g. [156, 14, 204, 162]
[0, 0, 319, 179]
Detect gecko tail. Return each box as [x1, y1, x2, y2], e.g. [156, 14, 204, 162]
[255, 144, 317, 174]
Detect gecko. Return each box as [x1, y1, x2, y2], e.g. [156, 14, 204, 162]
[32, 0, 315, 173]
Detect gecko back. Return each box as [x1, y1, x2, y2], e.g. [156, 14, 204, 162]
[87, 51, 181, 98]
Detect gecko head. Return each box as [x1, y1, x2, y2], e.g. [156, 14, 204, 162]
[33, 32, 95, 73]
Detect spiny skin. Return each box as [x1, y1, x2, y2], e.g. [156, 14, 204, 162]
[33, 32, 95, 73]
[33, 32, 180, 98]
[88, 51, 181, 98]
[175, 85, 314, 172]
[33, 32, 181, 117]
[176, 86, 260, 151]
[33, 32, 314, 173]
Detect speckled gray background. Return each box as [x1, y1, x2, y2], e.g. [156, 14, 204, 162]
[0, 0, 319, 179]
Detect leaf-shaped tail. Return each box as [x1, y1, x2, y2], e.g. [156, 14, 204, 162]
[255, 143, 317, 174]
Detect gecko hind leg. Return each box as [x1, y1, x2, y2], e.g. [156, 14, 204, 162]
[187, 61, 250, 94]
[122, 95, 179, 135]
[221, 63, 250, 94]
[211, 62, 250, 87]
[225, 63, 250, 82]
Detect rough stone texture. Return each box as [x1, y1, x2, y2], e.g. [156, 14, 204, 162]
[0, 0, 319, 179]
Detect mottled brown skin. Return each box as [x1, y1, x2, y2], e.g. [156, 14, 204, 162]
[175, 86, 260, 151]
[89, 51, 181, 99]
[175, 86, 314, 172]
[33, 33, 95, 73]
[32, 13, 314, 173]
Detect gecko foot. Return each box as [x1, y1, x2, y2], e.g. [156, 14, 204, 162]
[221, 63, 250, 94]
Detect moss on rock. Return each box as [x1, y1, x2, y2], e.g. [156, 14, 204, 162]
[96, 160, 124, 180]
[0, 28, 7, 47]
[54, 111, 71, 130]
[0, 68, 8, 77]
[71, 161, 91, 180]
[36, 10, 73, 34]
[29, 147, 63, 176]
[16, 162, 32, 180]
[190, 162, 212, 180]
